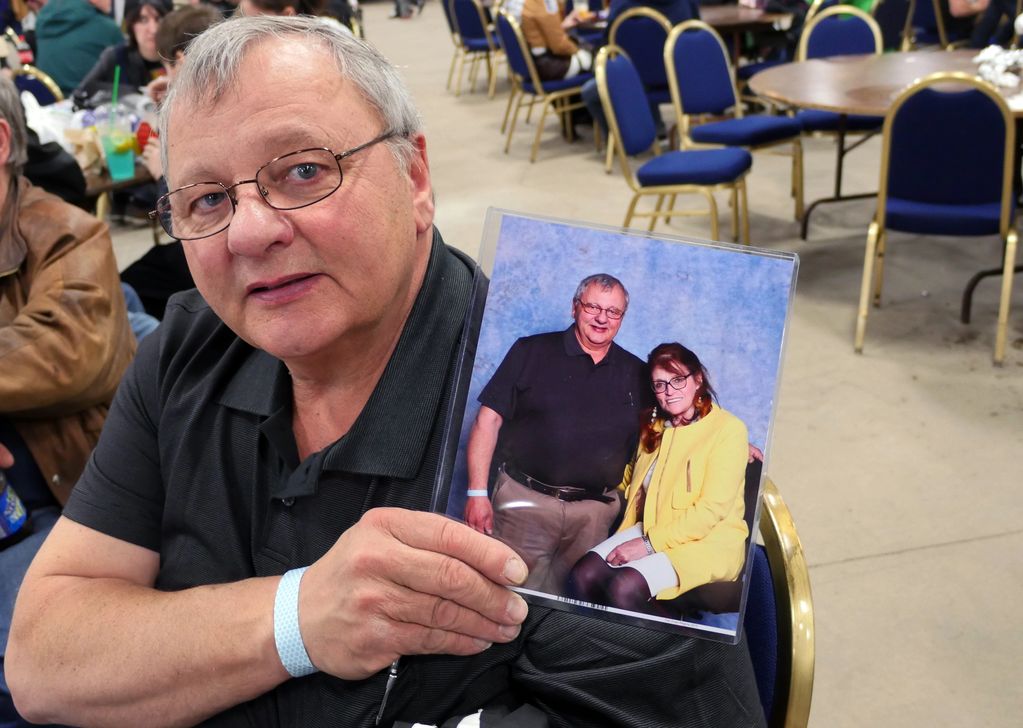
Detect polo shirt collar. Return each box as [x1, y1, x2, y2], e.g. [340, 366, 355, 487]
[561, 325, 618, 367]
[217, 344, 289, 417]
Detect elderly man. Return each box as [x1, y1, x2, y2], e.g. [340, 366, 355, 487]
[7, 18, 764, 728]
[0, 74, 134, 723]
[464, 274, 652, 593]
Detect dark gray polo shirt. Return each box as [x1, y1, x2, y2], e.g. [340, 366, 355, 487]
[63, 231, 764, 728]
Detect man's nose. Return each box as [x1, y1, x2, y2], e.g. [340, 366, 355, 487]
[226, 187, 292, 257]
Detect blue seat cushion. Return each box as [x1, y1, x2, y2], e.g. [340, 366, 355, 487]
[522, 72, 592, 95]
[885, 197, 1009, 236]
[690, 115, 802, 147]
[636, 148, 752, 187]
[736, 59, 785, 81]
[797, 109, 882, 132]
[462, 37, 493, 52]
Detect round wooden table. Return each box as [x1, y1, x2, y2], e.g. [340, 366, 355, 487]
[747, 49, 1020, 116]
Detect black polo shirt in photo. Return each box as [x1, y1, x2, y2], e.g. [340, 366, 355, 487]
[62, 231, 764, 728]
[479, 327, 652, 494]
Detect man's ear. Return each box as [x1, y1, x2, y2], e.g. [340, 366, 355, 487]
[0, 119, 12, 169]
[408, 132, 434, 235]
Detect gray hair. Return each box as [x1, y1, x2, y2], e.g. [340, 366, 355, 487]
[0, 76, 28, 176]
[573, 273, 630, 310]
[158, 16, 422, 186]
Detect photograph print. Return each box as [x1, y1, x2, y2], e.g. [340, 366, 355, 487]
[443, 210, 798, 643]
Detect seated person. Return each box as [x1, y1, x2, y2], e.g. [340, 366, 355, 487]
[521, 0, 593, 80]
[121, 3, 222, 318]
[75, 0, 172, 101]
[568, 342, 750, 618]
[5, 17, 764, 727]
[238, 0, 353, 33]
[0, 73, 134, 724]
[34, 0, 125, 96]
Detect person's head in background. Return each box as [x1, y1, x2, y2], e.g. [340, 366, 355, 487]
[155, 4, 221, 79]
[126, 0, 173, 62]
[237, 0, 325, 17]
[0, 75, 30, 200]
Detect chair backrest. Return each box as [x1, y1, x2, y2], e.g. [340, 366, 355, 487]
[495, 11, 543, 91]
[608, 7, 672, 90]
[878, 72, 1015, 235]
[595, 45, 658, 163]
[803, 0, 843, 25]
[744, 478, 815, 728]
[450, 0, 494, 48]
[797, 5, 883, 60]
[441, 0, 458, 36]
[13, 65, 63, 106]
[664, 21, 738, 121]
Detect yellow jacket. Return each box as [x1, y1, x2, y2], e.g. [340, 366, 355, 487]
[617, 405, 749, 600]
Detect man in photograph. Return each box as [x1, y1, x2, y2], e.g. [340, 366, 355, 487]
[464, 274, 652, 593]
[6, 17, 764, 728]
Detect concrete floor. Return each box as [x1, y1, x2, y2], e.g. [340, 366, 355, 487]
[111, 4, 1023, 725]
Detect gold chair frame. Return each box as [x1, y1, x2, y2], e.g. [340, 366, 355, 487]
[596, 45, 750, 241]
[499, 10, 587, 163]
[759, 478, 815, 728]
[448, 0, 502, 98]
[665, 21, 805, 222]
[13, 64, 64, 104]
[900, 0, 969, 50]
[855, 72, 1018, 364]
[796, 4, 883, 60]
[600, 7, 673, 174]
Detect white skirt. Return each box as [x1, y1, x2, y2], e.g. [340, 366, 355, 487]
[588, 524, 679, 596]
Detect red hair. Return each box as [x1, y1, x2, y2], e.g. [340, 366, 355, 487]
[640, 343, 716, 453]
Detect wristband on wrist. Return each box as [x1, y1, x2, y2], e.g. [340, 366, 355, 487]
[642, 536, 655, 556]
[273, 567, 318, 678]
[467, 489, 489, 497]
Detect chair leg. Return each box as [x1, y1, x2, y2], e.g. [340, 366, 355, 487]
[447, 49, 458, 90]
[531, 99, 552, 162]
[730, 186, 739, 242]
[487, 54, 498, 99]
[739, 180, 750, 245]
[454, 51, 466, 97]
[505, 93, 525, 154]
[792, 139, 805, 221]
[624, 193, 641, 229]
[855, 221, 881, 353]
[872, 229, 887, 307]
[468, 55, 480, 94]
[526, 96, 536, 123]
[665, 194, 677, 225]
[501, 84, 518, 134]
[994, 230, 1018, 365]
[707, 191, 720, 241]
[650, 195, 665, 232]
[604, 135, 615, 174]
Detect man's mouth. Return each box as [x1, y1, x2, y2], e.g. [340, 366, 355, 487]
[246, 273, 316, 295]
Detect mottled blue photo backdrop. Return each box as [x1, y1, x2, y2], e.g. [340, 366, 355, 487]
[446, 211, 797, 517]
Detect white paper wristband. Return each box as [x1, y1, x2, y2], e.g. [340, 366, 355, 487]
[273, 567, 318, 678]
[467, 489, 489, 497]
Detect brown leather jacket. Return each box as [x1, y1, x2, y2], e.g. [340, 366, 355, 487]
[0, 177, 135, 504]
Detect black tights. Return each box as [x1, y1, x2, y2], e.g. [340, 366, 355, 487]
[566, 552, 678, 618]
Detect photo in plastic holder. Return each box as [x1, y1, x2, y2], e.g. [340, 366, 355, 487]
[442, 210, 797, 643]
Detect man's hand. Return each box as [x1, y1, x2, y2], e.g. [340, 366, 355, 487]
[605, 537, 648, 567]
[748, 443, 764, 463]
[0, 442, 14, 469]
[464, 495, 494, 535]
[299, 508, 528, 680]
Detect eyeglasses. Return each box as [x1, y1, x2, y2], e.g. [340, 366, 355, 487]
[149, 130, 398, 241]
[578, 301, 625, 320]
[651, 372, 693, 393]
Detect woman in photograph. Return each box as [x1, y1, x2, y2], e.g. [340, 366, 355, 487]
[566, 342, 750, 617]
[75, 0, 171, 99]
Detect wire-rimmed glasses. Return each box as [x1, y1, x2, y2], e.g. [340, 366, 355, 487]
[578, 301, 625, 319]
[149, 130, 397, 241]
[651, 372, 693, 393]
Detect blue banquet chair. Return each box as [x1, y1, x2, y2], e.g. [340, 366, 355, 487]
[855, 72, 1019, 364]
[495, 10, 592, 163]
[13, 65, 63, 106]
[744, 479, 815, 728]
[665, 21, 805, 221]
[602, 7, 673, 172]
[795, 4, 884, 238]
[596, 45, 752, 239]
[448, 0, 502, 98]
[901, 0, 969, 49]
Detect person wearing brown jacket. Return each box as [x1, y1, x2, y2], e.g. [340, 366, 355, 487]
[520, 0, 593, 80]
[0, 74, 134, 725]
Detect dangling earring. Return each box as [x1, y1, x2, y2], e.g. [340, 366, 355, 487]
[650, 406, 658, 424]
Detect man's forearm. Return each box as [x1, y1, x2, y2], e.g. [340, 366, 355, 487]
[466, 412, 501, 490]
[7, 574, 288, 727]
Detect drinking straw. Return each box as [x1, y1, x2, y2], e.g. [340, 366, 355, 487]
[111, 65, 121, 115]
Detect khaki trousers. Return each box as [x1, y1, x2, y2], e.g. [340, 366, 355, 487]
[491, 471, 621, 594]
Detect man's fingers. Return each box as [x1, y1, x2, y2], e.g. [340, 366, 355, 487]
[371, 509, 527, 586]
[376, 582, 523, 643]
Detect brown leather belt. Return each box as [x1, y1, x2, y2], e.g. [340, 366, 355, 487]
[503, 465, 615, 504]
